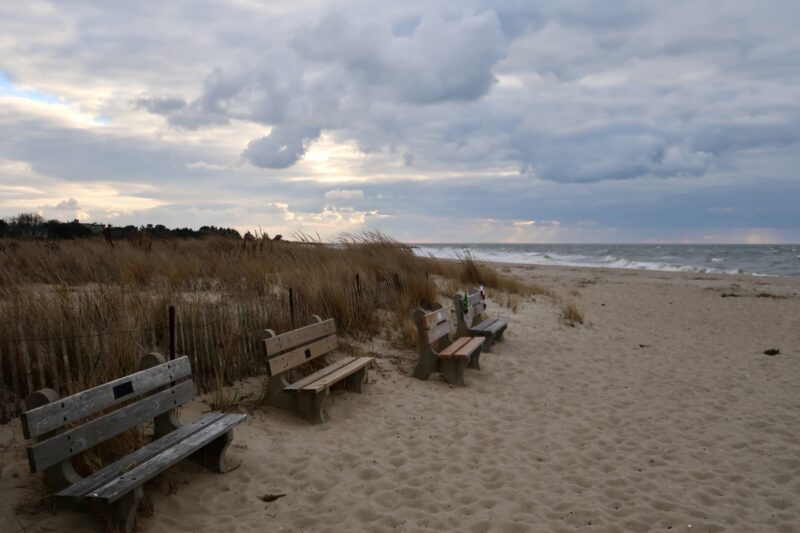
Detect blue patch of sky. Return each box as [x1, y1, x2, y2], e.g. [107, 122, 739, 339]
[0, 68, 62, 104]
[1, 68, 109, 125]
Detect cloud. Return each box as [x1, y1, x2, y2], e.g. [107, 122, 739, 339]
[292, 10, 507, 104]
[324, 189, 364, 201]
[132, 95, 187, 115]
[0, 1, 799, 242]
[55, 197, 79, 210]
[243, 125, 321, 169]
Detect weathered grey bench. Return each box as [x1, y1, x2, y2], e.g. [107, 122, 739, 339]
[20, 352, 246, 533]
[412, 305, 484, 387]
[261, 315, 374, 424]
[453, 288, 509, 352]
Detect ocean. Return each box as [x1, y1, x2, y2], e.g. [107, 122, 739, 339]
[413, 244, 800, 277]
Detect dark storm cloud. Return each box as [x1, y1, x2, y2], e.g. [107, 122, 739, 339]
[243, 125, 321, 169]
[132, 95, 187, 115]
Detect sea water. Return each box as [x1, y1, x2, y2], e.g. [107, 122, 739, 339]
[414, 244, 800, 277]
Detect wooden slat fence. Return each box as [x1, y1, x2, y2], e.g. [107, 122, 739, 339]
[0, 273, 403, 422]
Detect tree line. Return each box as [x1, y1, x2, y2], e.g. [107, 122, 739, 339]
[0, 212, 243, 240]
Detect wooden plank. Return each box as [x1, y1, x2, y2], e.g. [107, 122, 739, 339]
[473, 318, 499, 331]
[302, 357, 373, 392]
[28, 379, 196, 473]
[30, 323, 46, 390]
[188, 308, 202, 391]
[46, 330, 59, 394]
[421, 307, 450, 329]
[22, 356, 192, 440]
[284, 357, 355, 391]
[425, 321, 451, 344]
[267, 334, 337, 376]
[86, 413, 247, 504]
[264, 319, 336, 356]
[0, 335, 6, 423]
[202, 307, 212, 386]
[17, 323, 34, 396]
[57, 412, 227, 500]
[5, 322, 19, 402]
[467, 291, 483, 305]
[485, 320, 507, 334]
[454, 337, 485, 357]
[59, 321, 72, 395]
[72, 322, 84, 391]
[438, 337, 471, 358]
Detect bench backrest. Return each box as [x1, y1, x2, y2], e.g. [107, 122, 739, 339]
[263, 318, 338, 377]
[21, 355, 194, 474]
[414, 306, 452, 345]
[454, 289, 486, 324]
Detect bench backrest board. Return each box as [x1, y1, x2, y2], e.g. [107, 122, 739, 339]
[455, 290, 486, 323]
[22, 356, 195, 474]
[417, 306, 452, 344]
[263, 318, 338, 377]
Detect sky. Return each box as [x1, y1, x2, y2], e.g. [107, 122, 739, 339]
[1, 1, 799, 243]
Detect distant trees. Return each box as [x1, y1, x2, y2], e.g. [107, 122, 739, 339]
[0, 213, 244, 241]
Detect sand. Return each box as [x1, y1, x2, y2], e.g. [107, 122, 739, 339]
[2, 264, 799, 532]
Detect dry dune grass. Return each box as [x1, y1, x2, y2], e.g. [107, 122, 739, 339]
[427, 250, 553, 297]
[0, 233, 547, 401]
[0, 232, 564, 485]
[560, 301, 585, 326]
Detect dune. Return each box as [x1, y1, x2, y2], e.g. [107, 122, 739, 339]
[2, 264, 799, 532]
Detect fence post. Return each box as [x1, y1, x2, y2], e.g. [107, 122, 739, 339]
[289, 288, 295, 328]
[168, 305, 176, 361]
[0, 336, 7, 423]
[394, 272, 401, 290]
[356, 273, 362, 299]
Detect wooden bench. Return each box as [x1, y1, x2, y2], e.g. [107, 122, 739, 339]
[412, 304, 484, 387]
[20, 352, 246, 533]
[261, 315, 374, 424]
[453, 288, 509, 352]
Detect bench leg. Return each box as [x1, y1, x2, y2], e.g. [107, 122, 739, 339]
[296, 389, 331, 424]
[193, 429, 235, 473]
[109, 486, 143, 533]
[467, 347, 481, 371]
[412, 351, 437, 381]
[439, 358, 467, 387]
[345, 367, 367, 393]
[262, 375, 296, 412]
[495, 326, 507, 343]
[43, 460, 83, 492]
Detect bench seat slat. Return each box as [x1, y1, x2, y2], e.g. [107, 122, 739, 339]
[454, 337, 485, 357]
[56, 412, 227, 501]
[473, 318, 499, 331]
[28, 380, 196, 473]
[300, 357, 373, 393]
[478, 318, 508, 335]
[22, 356, 192, 439]
[487, 319, 508, 334]
[284, 357, 356, 391]
[84, 413, 247, 504]
[438, 337, 471, 358]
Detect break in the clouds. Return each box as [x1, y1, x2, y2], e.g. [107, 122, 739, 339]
[0, 0, 799, 242]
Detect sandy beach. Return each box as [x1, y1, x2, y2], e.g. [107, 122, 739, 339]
[2, 264, 799, 533]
